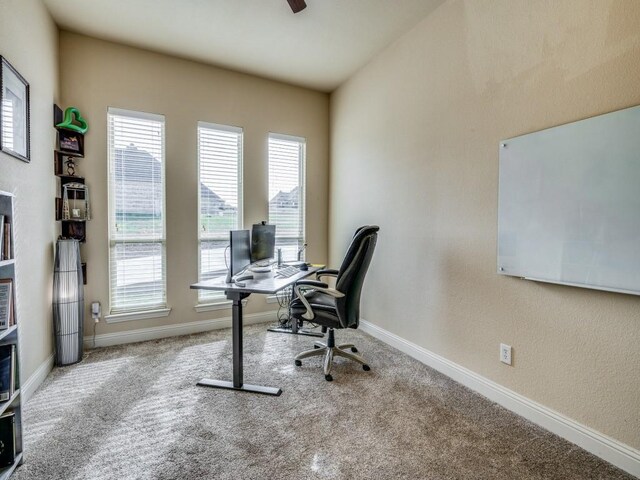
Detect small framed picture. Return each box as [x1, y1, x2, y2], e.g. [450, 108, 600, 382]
[57, 128, 84, 156]
[0, 57, 30, 163]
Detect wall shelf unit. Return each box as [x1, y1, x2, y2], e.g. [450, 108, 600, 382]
[54, 105, 89, 284]
[0, 191, 24, 478]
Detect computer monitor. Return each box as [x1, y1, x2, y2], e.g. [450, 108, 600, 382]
[226, 230, 251, 283]
[251, 223, 276, 263]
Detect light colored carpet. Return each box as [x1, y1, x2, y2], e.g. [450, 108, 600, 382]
[14, 324, 633, 480]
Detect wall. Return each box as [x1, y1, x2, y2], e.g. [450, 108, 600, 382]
[0, 0, 58, 380]
[58, 32, 329, 335]
[0, 0, 58, 384]
[330, 0, 640, 450]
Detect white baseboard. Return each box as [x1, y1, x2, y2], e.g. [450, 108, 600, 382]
[359, 319, 640, 478]
[83, 311, 277, 349]
[21, 353, 54, 403]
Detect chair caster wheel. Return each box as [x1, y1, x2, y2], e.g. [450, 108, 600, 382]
[325, 374, 333, 381]
[363, 365, 370, 371]
[295, 360, 302, 367]
[351, 347, 358, 353]
[314, 345, 320, 349]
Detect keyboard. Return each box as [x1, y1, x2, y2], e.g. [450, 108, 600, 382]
[276, 265, 300, 278]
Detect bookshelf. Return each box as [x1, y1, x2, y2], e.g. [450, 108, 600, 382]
[54, 104, 88, 284]
[0, 191, 23, 478]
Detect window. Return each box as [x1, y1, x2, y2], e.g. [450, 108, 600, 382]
[268, 133, 305, 262]
[198, 122, 243, 302]
[108, 108, 166, 313]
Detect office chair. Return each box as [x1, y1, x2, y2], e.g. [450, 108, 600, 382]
[291, 225, 379, 381]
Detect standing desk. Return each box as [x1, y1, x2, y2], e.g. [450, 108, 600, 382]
[190, 267, 319, 396]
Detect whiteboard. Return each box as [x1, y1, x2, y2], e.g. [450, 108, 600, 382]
[497, 105, 640, 295]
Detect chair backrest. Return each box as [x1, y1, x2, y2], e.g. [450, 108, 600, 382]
[334, 226, 379, 328]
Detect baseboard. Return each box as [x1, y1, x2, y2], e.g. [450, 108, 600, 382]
[83, 311, 278, 349]
[359, 319, 640, 478]
[21, 353, 54, 403]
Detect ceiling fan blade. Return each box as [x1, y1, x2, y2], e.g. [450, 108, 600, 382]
[287, 0, 307, 13]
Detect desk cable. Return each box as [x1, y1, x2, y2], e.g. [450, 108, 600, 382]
[276, 287, 293, 326]
[276, 286, 320, 330]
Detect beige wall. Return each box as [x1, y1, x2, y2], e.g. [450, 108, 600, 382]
[58, 32, 329, 334]
[4, 0, 637, 457]
[330, 0, 640, 449]
[0, 0, 58, 379]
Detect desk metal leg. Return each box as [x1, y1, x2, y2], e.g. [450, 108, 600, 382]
[197, 291, 282, 396]
[232, 296, 243, 387]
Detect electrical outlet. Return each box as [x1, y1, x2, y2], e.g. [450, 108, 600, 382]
[91, 302, 101, 323]
[500, 343, 512, 365]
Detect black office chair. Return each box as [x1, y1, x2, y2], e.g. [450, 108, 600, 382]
[291, 225, 379, 381]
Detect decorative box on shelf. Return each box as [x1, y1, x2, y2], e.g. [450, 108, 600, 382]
[62, 183, 90, 221]
[55, 177, 89, 243]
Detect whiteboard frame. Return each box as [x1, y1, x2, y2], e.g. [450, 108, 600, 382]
[496, 106, 640, 296]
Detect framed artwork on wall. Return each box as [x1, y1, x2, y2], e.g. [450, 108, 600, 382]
[0, 56, 30, 163]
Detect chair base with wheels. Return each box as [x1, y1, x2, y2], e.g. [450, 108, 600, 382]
[294, 328, 370, 381]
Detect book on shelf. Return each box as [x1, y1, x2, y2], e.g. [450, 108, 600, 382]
[0, 411, 15, 467]
[0, 215, 4, 260]
[0, 346, 14, 402]
[2, 220, 9, 261]
[0, 280, 13, 330]
[0, 217, 7, 261]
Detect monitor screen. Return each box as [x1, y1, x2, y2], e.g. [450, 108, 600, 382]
[230, 230, 251, 277]
[251, 223, 276, 263]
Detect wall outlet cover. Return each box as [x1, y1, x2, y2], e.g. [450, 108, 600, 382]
[500, 343, 512, 365]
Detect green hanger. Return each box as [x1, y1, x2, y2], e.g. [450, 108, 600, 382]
[56, 107, 89, 134]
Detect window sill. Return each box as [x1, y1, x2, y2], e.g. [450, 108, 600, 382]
[105, 308, 172, 324]
[194, 299, 247, 313]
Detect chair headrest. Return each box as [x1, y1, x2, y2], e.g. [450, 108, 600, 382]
[338, 226, 379, 274]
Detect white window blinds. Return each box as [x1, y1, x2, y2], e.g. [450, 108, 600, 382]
[268, 133, 305, 262]
[198, 122, 243, 301]
[108, 108, 166, 313]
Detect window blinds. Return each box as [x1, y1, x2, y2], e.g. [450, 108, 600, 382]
[108, 108, 166, 312]
[268, 133, 305, 262]
[198, 122, 243, 301]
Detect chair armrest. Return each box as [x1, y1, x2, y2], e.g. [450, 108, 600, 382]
[295, 279, 329, 289]
[294, 282, 345, 320]
[316, 268, 339, 280]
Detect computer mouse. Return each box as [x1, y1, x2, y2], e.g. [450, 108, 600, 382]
[300, 263, 308, 271]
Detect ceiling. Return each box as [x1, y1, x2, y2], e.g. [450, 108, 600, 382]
[43, 0, 444, 92]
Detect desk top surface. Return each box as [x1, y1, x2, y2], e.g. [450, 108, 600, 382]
[190, 266, 319, 295]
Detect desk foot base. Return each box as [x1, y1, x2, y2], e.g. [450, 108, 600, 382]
[268, 326, 324, 338]
[197, 378, 282, 396]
